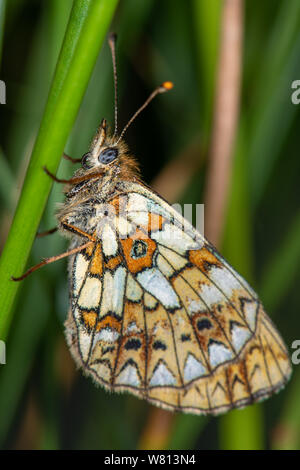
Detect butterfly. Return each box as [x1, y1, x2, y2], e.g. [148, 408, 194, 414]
[13, 34, 291, 415]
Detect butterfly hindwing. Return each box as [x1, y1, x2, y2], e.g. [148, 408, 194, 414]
[65, 183, 291, 415]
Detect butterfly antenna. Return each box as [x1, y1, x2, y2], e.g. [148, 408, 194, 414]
[117, 81, 173, 143]
[108, 32, 118, 136]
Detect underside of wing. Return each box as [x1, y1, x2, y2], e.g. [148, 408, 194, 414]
[65, 186, 292, 415]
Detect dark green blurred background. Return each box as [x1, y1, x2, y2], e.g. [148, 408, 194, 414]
[0, 0, 299, 450]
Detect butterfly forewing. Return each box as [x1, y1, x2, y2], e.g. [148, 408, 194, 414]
[65, 183, 291, 415]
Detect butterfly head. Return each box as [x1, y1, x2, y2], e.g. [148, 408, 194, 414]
[78, 118, 139, 181]
[81, 119, 118, 170]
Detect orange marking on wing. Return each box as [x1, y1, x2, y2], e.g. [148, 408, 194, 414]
[84, 242, 95, 257]
[90, 243, 103, 276]
[109, 197, 120, 215]
[120, 229, 157, 274]
[105, 255, 123, 270]
[190, 312, 224, 348]
[147, 213, 165, 232]
[82, 310, 98, 329]
[189, 247, 222, 272]
[124, 301, 141, 322]
[96, 314, 121, 333]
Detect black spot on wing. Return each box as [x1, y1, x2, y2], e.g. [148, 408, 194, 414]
[153, 340, 167, 351]
[124, 338, 142, 351]
[197, 318, 213, 331]
[181, 334, 191, 342]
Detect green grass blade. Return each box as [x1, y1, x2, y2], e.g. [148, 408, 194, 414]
[260, 211, 300, 311]
[192, 0, 221, 147]
[220, 123, 264, 450]
[271, 369, 300, 450]
[0, 148, 16, 210]
[48, 0, 74, 72]
[259, 214, 300, 450]
[163, 2, 222, 449]
[222, 122, 254, 282]
[0, 0, 119, 339]
[0, 277, 50, 447]
[0, 0, 6, 67]
[168, 415, 208, 450]
[248, 1, 300, 207]
[219, 405, 263, 450]
[6, 0, 72, 172]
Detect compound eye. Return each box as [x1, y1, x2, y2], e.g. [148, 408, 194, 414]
[99, 147, 118, 164]
[81, 152, 92, 169]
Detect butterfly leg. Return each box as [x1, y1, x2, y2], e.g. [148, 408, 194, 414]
[36, 227, 58, 238]
[62, 153, 82, 164]
[43, 166, 104, 185]
[60, 221, 96, 242]
[43, 166, 72, 184]
[11, 240, 94, 281]
[37, 222, 96, 240]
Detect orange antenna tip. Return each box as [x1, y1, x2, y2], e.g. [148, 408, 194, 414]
[161, 81, 174, 91]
